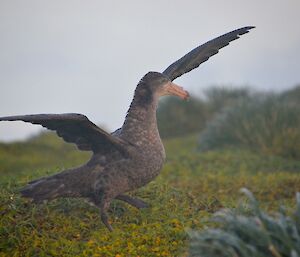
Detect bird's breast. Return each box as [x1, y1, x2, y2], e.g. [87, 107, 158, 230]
[126, 141, 165, 187]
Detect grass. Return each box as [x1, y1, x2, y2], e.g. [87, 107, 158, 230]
[0, 133, 300, 256]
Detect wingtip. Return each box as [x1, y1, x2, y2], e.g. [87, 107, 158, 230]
[236, 26, 255, 36]
[244, 26, 256, 30]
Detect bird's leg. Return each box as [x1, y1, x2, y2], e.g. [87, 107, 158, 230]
[116, 194, 149, 209]
[100, 200, 113, 232]
[93, 192, 114, 232]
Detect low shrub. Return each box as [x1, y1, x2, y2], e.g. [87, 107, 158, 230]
[189, 188, 300, 257]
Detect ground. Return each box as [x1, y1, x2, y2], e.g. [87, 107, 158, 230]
[0, 133, 300, 256]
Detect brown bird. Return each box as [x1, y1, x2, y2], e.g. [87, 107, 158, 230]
[0, 26, 254, 231]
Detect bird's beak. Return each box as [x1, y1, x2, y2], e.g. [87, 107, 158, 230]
[163, 82, 190, 100]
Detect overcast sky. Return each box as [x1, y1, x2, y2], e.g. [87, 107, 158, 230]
[1, 0, 300, 142]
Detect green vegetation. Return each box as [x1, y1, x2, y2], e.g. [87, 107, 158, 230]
[198, 93, 300, 159]
[0, 133, 90, 176]
[158, 85, 300, 159]
[157, 97, 208, 139]
[1, 133, 300, 256]
[157, 86, 253, 139]
[189, 189, 300, 257]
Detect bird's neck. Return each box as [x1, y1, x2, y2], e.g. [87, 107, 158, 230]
[121, 89, 161, 145]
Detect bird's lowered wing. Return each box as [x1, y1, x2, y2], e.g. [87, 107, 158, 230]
[163, 26, 255, 81]
[0, 113, 130, 154]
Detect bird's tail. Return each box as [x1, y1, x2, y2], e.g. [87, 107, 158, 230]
[20, 176, 68, 203]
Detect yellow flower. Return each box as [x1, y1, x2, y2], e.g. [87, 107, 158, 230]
[87, 240, 94, 246]
[155, 237, 161, 244]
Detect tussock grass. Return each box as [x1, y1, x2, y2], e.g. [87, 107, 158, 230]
[198, 93, 300, 159]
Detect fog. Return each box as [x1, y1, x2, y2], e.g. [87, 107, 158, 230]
[0, 0, 299, 141]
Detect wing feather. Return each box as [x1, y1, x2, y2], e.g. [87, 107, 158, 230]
[0, 113, 129, 154]
[163, 26, 255, 81]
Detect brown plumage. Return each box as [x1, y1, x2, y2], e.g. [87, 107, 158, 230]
[0, 26, 254, 231]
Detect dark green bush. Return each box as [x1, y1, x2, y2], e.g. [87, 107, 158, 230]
[204, 86, 252, 113]
[157, 96, 208, 138]
[198, 93, 300, 159]
[157, 87, 251, 139]
[189, 188, 300, 257]
[280, 85, 300, 105]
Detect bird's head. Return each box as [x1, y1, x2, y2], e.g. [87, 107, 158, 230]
[135, 72, 189, 105]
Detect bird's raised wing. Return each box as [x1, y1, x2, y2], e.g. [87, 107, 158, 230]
[0, 113, 130, 154]
[163, 26, 255, 81]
